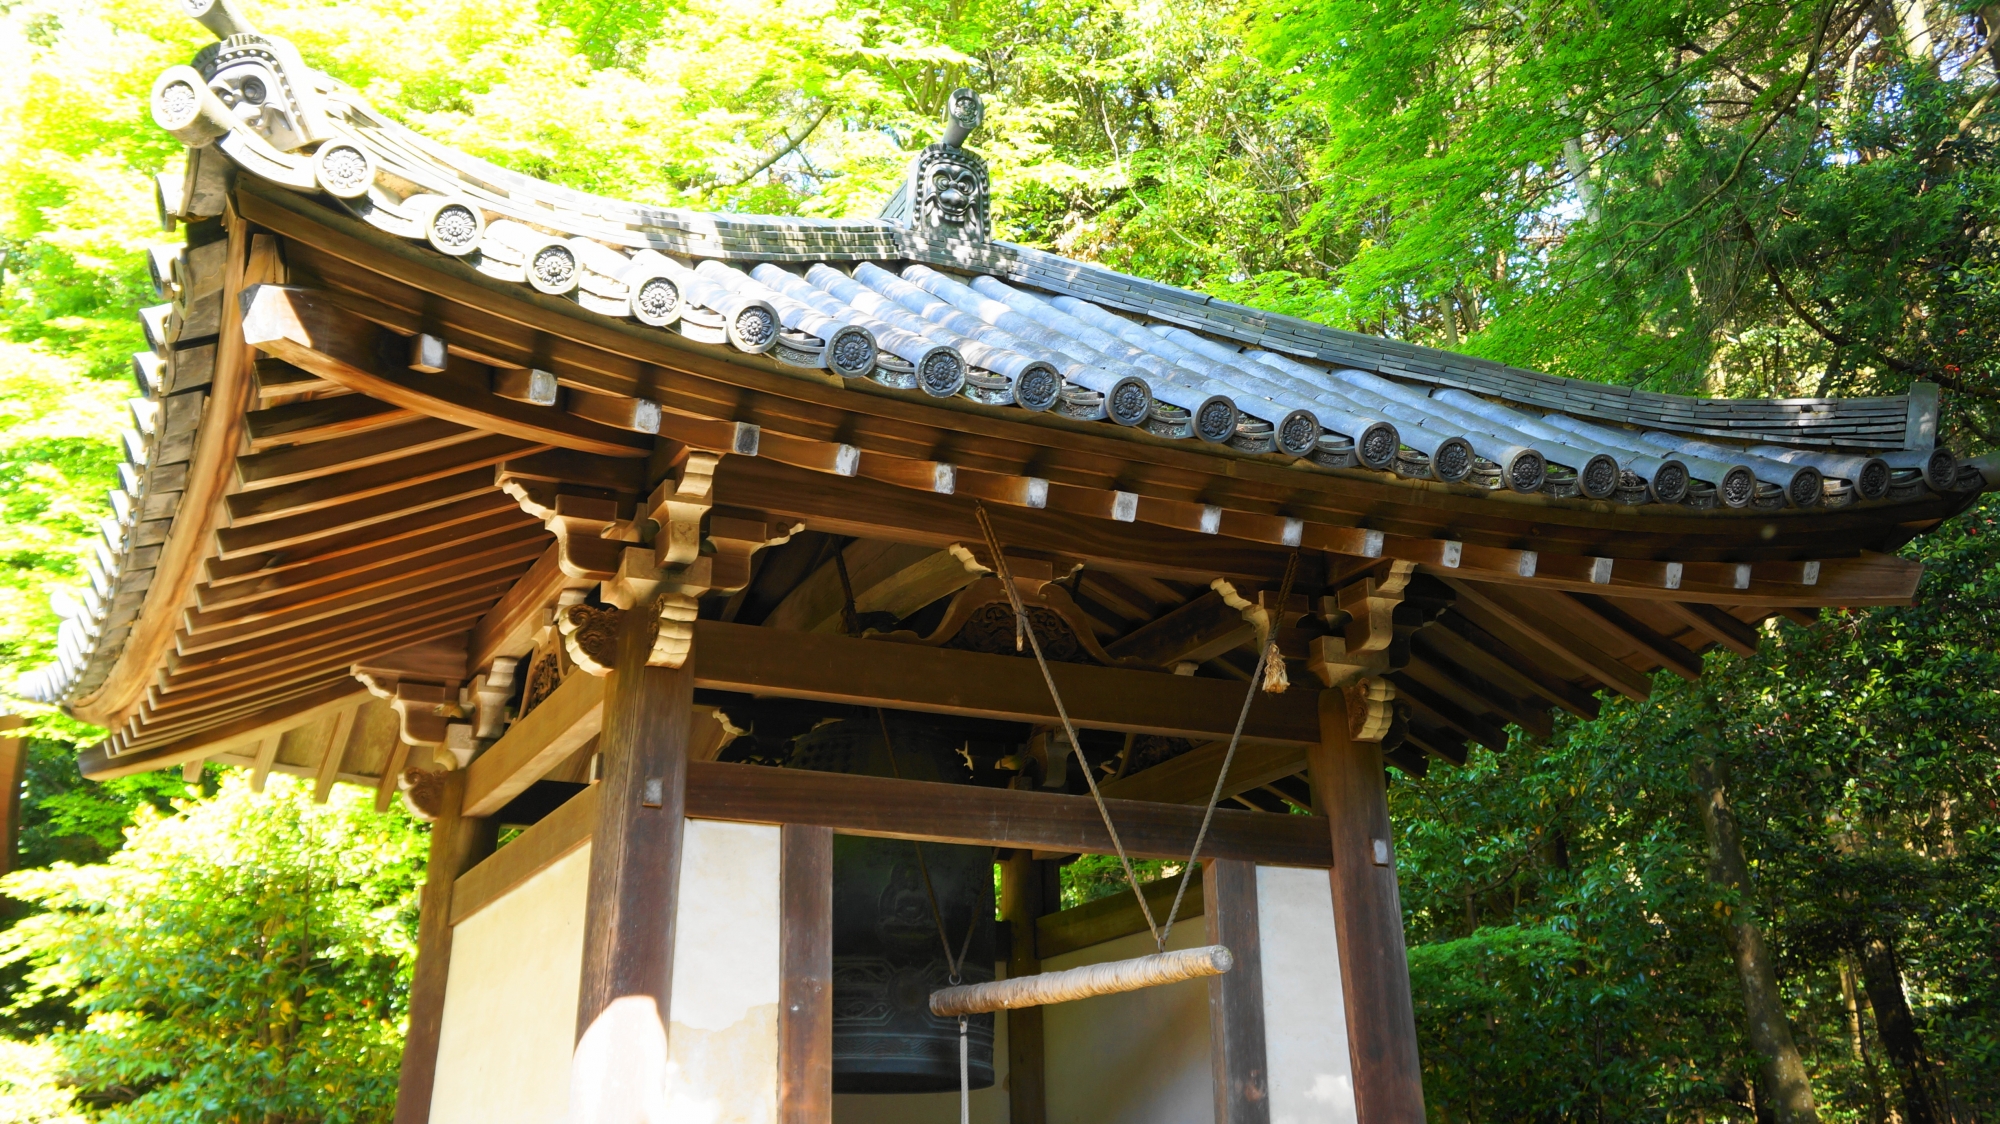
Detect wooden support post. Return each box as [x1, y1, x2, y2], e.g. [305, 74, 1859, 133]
[569, 603, 695, 1117]
[393, 770, 498, 1124]
[779, 824, 833, 1124]
[1205, 858, 1270, 1124]
[0, 715, 24, 878]
[1001, 852, 1053, 1124]
[1308, 689, 1426, 1124]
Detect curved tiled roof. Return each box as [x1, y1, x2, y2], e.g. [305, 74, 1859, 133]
[19, 0, 1992, 715]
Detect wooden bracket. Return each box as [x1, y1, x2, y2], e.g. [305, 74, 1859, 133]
[1344, 678, 1398, 743]
[647, 451, 720, 570]
[708, 511, 804, 593]
[559, 604, 622, 677]
[352, 672, 458, 755]
[650, 592, 700, 668]
[465, 657, 519, 739]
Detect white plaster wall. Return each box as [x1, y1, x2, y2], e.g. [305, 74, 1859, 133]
[1258, 865, 1358, 1124]
[831, 974, 1011, 1124]
[431, 841, 591, 1124]
[1041, 919, 1214, 1124]
[665, 819, 783, 1124]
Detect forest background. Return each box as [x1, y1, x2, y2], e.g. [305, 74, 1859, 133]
[0, 0, 1995, 1119]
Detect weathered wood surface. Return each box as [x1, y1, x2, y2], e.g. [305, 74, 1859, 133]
[691, 618, 1322, 745]
[1002, 853, 1051, 1124]
[684, 762, 1333, 867]
[574, 607, 694, 1039]
[450, 782, 598, 925]
[778, 825, 833, 1124]
[463, 670, 606, 817]
[1206, 858, 1271, 1124]
[1309, 689, 1426, 1124]
[393, 771, 498, 1124]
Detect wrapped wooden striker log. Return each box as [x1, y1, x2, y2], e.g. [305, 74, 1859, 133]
[928, 944, 1234, 1018]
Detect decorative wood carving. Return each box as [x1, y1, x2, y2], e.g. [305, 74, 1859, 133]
[873, 571, 1132, 666]
[647, 451, 719, 570]
[708, 511, 804, 593]
[1307, 561, 1443, 689]
[1345, 679, 1398, 743]
[650, 592, 700, 669]
[466, 657, 518, 739]
[351, 672, 460, 754]
[560, 603, 622, 677]
[400, 766, 449, 821]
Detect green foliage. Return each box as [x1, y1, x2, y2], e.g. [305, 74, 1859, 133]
[0, 776, 425, 1122]
[1392, 496, 2000, 1120]
[1250, 0, 2000, 446]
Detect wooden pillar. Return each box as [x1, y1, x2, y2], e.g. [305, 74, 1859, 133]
[569, 604, 695, 1116]
[0, 715, 25, 877]
[1205, 858, 1270, 1124]
[393, 769, 499, 1124]
[1308, 688, 1425, 1124]
[1001, 851, 1052, 1124]
[779, 824, 833, 1123]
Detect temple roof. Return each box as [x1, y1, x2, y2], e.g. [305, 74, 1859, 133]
[20, 0, 1996, 760]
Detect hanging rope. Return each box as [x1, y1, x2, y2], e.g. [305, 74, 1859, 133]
[1156, 547, 1300, 949]
[973, 503, 1163, 946]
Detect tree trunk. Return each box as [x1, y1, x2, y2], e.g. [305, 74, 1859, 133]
[1858, 934, 1938, 1124]
[1841, 956, 1891, 1124]
[1691, 756, 1820, 1124]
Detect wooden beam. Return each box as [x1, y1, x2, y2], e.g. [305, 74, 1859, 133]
[245, 394, 414, 452]
[214, 467, 505, 559]
[196, 506, 533, 612]
[778, 825, 833, 1124]
[236, 415, 480, 490]
[467, 541, 575, 672]
[683, 761, 1333, 867]
[463, 669, 606, 817]
[393, 771, 499, 1124]
[1309, 689, 1426, 1124]
[716, 455, 1303, 586]
[224, 433, 544, 527]
[1443, 579, 1652, 702]
[1657, 600, 1762, 659]
[204, 493, 519, 586]
[79, 683, 371, 780]
[452, 784, 598, 925]
[1104, 591, 1254, 667]
[1206, 858, 1271, 1124]
[1427, 613, 1600, 720]
[1035, 867, 1205, 960]
[1099, 740, 1309, 806]
[240, 285, 651, 459]
[1561, 593, 1701, 680]
[311, 706, 358, 803]
[691, 619, 1322, 746]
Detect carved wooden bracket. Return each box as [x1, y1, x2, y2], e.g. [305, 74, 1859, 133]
[400, 767, 448, 822]
[647, 451, 719, 570]
[464, 657, 519, 739]
[709, 510, 804, 592]
[1345, 678, 1398, 743]
[1308, 560, 1429, 688]
[352, 672, 459, 753]
[651, 593, 699, 668]
[560, 604, 622, 677]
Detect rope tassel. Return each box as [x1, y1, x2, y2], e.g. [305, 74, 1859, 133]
[930, 945, 1235, 1017]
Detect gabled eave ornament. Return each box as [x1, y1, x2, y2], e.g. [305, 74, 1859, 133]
[883, 88, 1001, 268]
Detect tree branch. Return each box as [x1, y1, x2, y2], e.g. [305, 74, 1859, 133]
[717, 104, 834, 190]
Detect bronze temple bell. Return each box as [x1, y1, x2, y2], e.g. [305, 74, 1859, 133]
[789, 717, 997, 1093]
